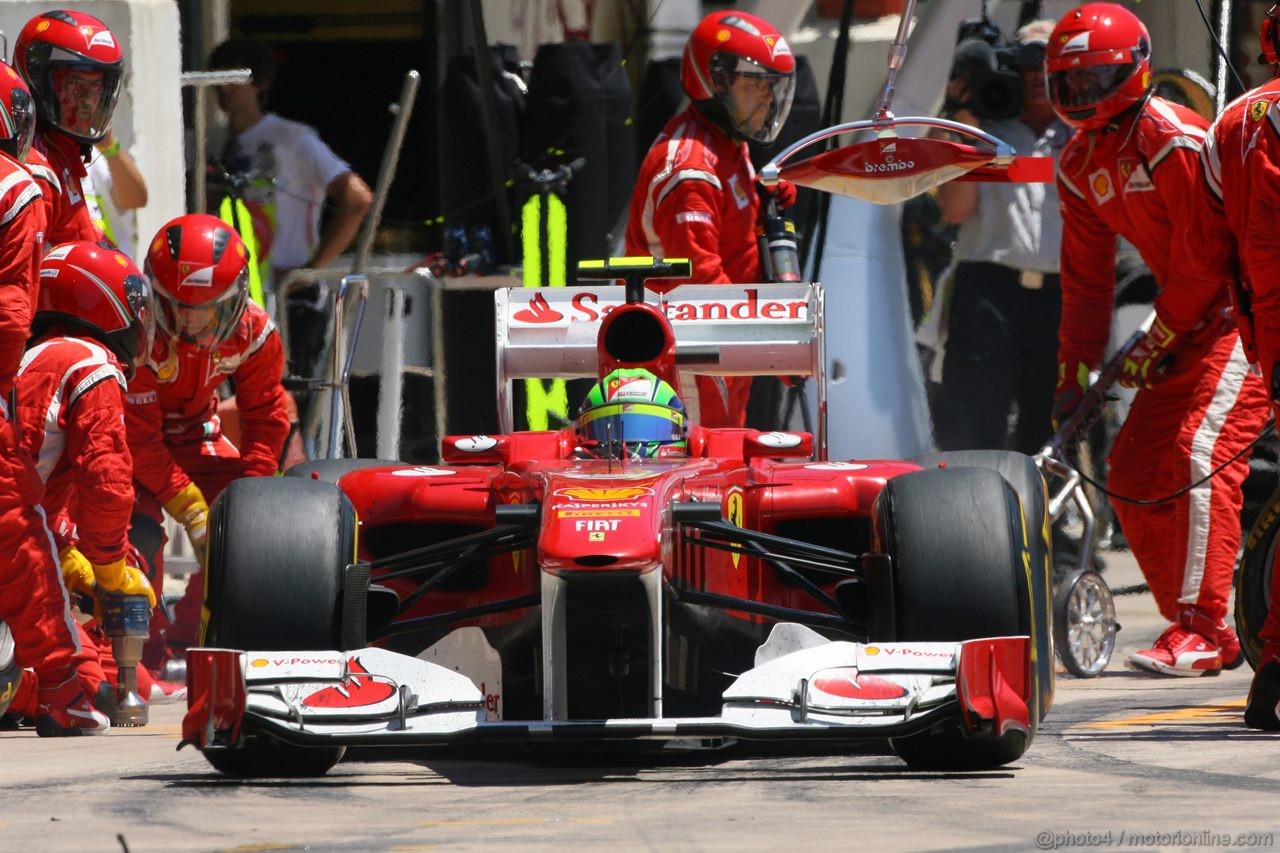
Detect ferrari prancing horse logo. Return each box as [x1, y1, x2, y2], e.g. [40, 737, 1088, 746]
[726, 489, 744, 570]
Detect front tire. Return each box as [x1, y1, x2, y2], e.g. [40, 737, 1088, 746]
[202, 477, 358, 777]
[876, 466, 1040, 770]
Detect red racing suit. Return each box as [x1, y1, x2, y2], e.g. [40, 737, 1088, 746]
[24, 146, 61, 236]
[1186, 75, 1280, 653]
[126, 301, 290, 645]
[32, 131, 99, 247]
[15, 335, 142, 700]
[15, 335, 134, 565]
[0, 151, 82, 684]
[625, 106, 762, 427]
[1058, 96, 1270, 625]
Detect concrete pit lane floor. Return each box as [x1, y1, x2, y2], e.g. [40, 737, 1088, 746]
[2, 549, 1278, 853]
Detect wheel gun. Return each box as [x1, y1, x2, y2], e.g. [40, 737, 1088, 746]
[99, 591, 152, 726]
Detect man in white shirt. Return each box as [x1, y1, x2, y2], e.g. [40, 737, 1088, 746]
[205, 38, 373, 381]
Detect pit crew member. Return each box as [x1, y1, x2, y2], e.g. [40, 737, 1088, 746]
[0, 69, 110, 734]
[13, 242, 159, 718]
[1185, 5, 1280, 726]
[1047, 4, 1269, 676]
[624, 9, 795, 427]
[128, 213, 290, 671]
[13, 9, 123, 245]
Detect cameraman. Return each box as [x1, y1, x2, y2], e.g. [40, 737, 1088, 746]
[930, 19, 1068, 454]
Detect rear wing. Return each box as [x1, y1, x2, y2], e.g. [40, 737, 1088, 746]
[494, 282, 827, 455]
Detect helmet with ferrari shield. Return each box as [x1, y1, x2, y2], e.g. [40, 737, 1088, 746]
[14, 10, 124, 146]
[1046, 3, 1152, 131]
[681, 10, 796, 145]
[576, 368, 688, 460]
[32, 241, 155, 379]
[145, 213, 250, 352]
[0, 62, 36, 163]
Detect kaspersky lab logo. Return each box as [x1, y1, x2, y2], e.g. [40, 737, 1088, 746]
[554, 486, 655, 501]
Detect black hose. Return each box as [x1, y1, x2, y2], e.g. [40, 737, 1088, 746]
[1072, 421, 1275, 506]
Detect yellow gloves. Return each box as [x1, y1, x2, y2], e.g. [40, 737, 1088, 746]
[92, 556, 157, 608]
[1051, 360, 1091, 432]
[163, 482, 210, 567]
[59, 546, 96, 598]
[58, 546, 157, 608]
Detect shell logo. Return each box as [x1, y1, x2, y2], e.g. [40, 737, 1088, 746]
[151, 235, 164, 253]
[36, 21, 50, 34]
[114, 253, 127, 266]
[716, 29, 731, 42]
[556, 486, 653, 501]
[1092, 173, 1110, 197]
[864, 646, 880, 656]
[250, 658, 269, 667]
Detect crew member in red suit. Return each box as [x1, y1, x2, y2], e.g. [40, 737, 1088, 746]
[1185, 6, 1280, 726]
[1047, 4, 1270, 676]
[0, 67, 110, 735]
[128, 213, 290, 674]
[13, 9, 123, 245]
[624, 9, 796, 427]
[11, 242, 161, 723]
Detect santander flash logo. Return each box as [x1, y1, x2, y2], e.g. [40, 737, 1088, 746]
[301, 658, 396, 708]
[812, 671, 908, 700]
[513, 292, 564, 324]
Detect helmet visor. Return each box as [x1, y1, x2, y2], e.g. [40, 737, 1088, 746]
[110, 272, 155, 378]
[1, 86, 37, 162]
[578, 402, 687, 459]
[1048, 61, 1138, 111]
[152, 267, 248, 351]
[713, 55, 795, 145]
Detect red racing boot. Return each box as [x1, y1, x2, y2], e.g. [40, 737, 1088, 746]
[1128, 608, 1226, 677]
[36, 669, 110, 737]
[1245, 645, 1280, 731]
[1217, 621, 1245, 671]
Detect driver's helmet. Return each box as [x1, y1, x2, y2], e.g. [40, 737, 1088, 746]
[576, 368, 688, 460]
[680, 10, 796, 145]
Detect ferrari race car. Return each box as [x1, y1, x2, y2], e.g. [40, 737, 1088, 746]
[182, 259, 1054, 777]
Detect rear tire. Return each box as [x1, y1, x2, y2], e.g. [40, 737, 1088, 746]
[876, 466, 1038, 770]
[202, 477, 357, 777]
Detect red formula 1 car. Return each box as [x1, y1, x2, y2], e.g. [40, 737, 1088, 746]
[182, 259, 1053, 777]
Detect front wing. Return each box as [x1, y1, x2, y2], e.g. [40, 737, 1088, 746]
[181, 636, 1032, 752]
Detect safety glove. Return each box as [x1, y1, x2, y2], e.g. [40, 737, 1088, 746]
[58, 545, 96, 599]
[93, 553, 157, 609]
[1051, 359, 1091, 432]
[163, 482, 210, 568]
[1118, 315, 1177, 390]
[757, 178, 797, 211]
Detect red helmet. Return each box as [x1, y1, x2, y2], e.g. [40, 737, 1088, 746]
[0, 63, 36, 163]
[1046, 4, 1152, 131]
[33, 242, 154, 378]
[145, 213, 250, 351]
[1262, 5, 1280, 67]
[681, 10, 796, 145]
[14, 10, 124, 146]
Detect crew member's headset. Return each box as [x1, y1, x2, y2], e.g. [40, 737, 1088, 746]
[1261, 4, 1280, 67]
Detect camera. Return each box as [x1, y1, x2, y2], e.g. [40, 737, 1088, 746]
[948, 17, 1041, 121]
